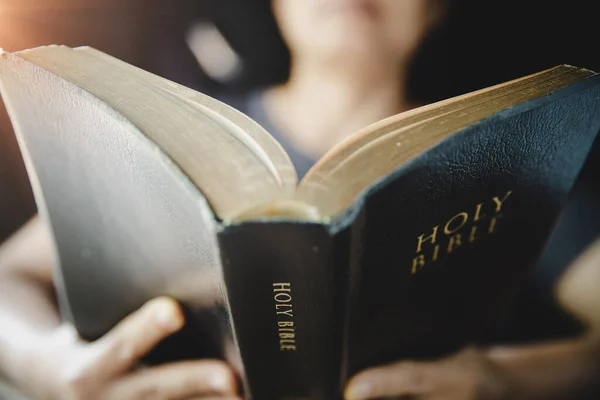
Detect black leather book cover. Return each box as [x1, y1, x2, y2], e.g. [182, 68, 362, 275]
[217, 75, 600, 399]
[343, 75, 600, 375]
[218, 221, 352, 400]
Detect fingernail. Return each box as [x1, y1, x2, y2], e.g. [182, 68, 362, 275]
[209, 371, 233, 393]
[153, 298, 183, 331]
[345, 381, 372, 400]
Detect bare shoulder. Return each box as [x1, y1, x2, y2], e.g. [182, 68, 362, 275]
[556, 237, 600, 329]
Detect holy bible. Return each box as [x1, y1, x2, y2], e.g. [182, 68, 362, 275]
[1, 45, 600, 400]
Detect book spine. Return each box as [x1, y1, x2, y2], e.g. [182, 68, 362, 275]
[218, 222, 349, 400]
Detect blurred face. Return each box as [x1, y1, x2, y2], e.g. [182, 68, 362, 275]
[272, 0, 435, 63]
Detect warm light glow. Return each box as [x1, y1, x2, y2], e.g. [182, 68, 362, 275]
[1, 0, 123, 12]
[0, 0, 126, 51]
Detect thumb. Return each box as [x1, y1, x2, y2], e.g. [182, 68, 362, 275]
[345, 361, 433, 400]
[91, 296, 184, 377]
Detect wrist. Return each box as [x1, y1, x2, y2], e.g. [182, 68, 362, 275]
[2, 323, 78, 399]
[480, 346, 519, 400]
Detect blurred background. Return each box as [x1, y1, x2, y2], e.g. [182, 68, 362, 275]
[1, 0, 600, 398]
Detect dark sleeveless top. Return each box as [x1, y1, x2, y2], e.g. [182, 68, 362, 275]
[222, 90, 317, 179]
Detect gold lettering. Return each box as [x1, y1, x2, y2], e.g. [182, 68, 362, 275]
[444, 212, 469, 235]
[276, 309, 293, 317]
[447, 233, 462, 253]
[416, 225, 439, 253]
[409, 190, 514, 273]
[492, 190, 513, 213]
[272, 282, 291, 292]
[274, 284, 296, 351]
[488, 216, 499, 233]
[432, 244, 440, 261]
[411, 254, 425, 274]
[274, 292, 292, 302]
[473, 203, 487, 222]
[469, 226, 477, 243]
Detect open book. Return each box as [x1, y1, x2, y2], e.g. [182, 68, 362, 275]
[1, 46, 600, 400]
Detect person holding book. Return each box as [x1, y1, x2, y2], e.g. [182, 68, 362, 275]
[344, 237, 600, 399]
[221, 0, 444, 179]
[1, 1, 600, 400]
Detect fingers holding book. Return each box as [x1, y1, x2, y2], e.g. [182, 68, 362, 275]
[344, 346, 505, 400]
[30, 297, 239, 400]
[344, 238, 600, 400]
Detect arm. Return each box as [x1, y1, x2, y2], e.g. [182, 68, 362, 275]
[0, 216, 62, 385]
[345, 238, 600, 400]
[0, 216, 240, 400]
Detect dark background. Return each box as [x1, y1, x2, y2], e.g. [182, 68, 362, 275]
[0, 0, 599, 341]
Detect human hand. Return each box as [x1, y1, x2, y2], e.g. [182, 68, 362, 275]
[22, 297, 240, 400]
[344, 346, 508, 400]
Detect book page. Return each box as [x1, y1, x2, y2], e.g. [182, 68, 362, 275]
[297, 66, 596, 218]
[12, 46, 298, 221]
